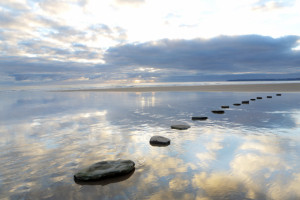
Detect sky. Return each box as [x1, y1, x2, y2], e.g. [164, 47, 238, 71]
[1, 0, 300, 85]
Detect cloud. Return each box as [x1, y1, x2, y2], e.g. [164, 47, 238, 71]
[1, 33, 300, 85]
[1, 0, 299, 85]
[0, 0, 128, 66]
[0, 0, 30, 11]
[0, 14, 123, 63]
[89, 24, 127, 42]
[38, 0, 71, 14]
[115, 0, 145, 6]
[0, 56, 101, 84]
[38, 0, 90, 14]
[104, 35, 300, 75]
[252, 0, 295, 11]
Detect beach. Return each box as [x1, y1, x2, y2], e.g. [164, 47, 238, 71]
[60, 82, 300, 92]
[1, 83, 300, 199]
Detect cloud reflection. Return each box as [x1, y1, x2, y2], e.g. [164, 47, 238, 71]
[0, 91, 300, 199]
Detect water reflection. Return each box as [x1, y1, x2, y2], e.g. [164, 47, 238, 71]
[0, 91, 299, 199]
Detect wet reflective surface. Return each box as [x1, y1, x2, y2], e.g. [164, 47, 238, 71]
[0, 90, 300, 200]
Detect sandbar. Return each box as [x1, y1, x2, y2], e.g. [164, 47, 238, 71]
[59, 82, 300, 93]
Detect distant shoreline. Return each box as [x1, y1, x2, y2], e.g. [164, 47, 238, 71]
[58, 82, 300, 93]
[228, 78, 300, 81]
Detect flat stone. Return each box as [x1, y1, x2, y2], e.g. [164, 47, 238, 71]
[242, 101, 249, 104]
[74, 160, 135, 181]
[276, 94, 282, 96]
[74, 170, 135, 186]
[191, 116, 208, 120]
[212, 110, 225, 114]
[150, 136, 170, 146]
[221, 106, 230, 109]
[233, 103, 241, 106]
[267, 96, 272, 98]
[257, 97, 263, 99]
[250, 99, 256, 101]
[171, 124, 190, 130]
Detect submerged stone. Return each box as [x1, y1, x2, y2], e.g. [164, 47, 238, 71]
[74, 160, 135, 181]
[267, 96, 272, 98]
[150, 136, 170, 146]
[191, 116, 208, 120]
[276, 94, 282, 96]
[171, 124, 191, 130]
[221, 106, 230, 109]
[212, 110, 225, 114]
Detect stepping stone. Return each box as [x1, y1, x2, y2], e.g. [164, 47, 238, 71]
[150, 136, 170, 146]
[74, 160, 135, 181]
[242, 101, 249, 104]
[257, 97, 262, 99]
[250, 99, 256, 101]
[191, 116, 208, 120]
[171, 124, 191, 130]
[74, 169, 135, 186]
[221, 106, 230, 109]
[233, 103, 241, 106]
[212, 110, 225, 114]
[276, 94, 282, 96]
[267, 96, 272, 98]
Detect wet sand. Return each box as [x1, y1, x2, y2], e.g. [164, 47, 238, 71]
[1, 88, 300, 199]
[60, 82, 300, 92]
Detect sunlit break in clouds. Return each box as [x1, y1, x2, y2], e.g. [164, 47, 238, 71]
[1, 0, 300, 85]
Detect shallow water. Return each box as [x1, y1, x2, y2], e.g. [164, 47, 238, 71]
[0, 90, 300, 200]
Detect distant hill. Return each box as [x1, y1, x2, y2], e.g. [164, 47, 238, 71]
[228, 78, 300, 82]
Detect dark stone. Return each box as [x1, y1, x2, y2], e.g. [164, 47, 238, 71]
[233, 103, 241, 106]
[221, 106, 230, 109]
[257, 97, 263, 99]
[74, 169, 135, 185]
[150, 136, 170, 146]
[212, 110, 225, 114]
[250, 99, 256, 101]
[267, 96, 272, 98]
[171, 124, 191, 130]
[276, 94, 282, 96]
[74, 160, 135, 181]
[242, 101, 249, 104]
[192, 116, 208, 120]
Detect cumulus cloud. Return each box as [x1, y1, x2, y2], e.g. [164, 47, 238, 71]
[115, 0, 145, 6]
[2, 35, 300, 85]
[1, 0, 300, 85]
[0, 0, 128, 66]
[89, 24, 127, 42]
[252, 0, 295, 11]
[38, 0, 90, 14]
[104, 35, 300, 75]
[0, 0, 30, 11]
[0, 56, 99, 84]
[0, 6, 125, 64]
